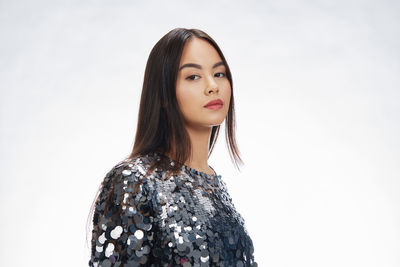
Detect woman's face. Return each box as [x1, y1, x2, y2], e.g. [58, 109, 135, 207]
[175, 37, 231, 130]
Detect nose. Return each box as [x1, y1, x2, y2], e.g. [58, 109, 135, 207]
[205, 76, 219, 95]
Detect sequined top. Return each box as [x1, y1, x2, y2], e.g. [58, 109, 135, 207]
[89, 152, 257, 267]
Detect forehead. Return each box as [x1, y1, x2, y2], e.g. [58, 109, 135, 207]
[179, 38, 222, 66]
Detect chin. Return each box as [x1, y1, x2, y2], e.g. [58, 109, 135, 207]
[205, 118, 225, 127]
[187, 114, 227, 128]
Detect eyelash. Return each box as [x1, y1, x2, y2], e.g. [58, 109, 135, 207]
[186, 72, 226, 80]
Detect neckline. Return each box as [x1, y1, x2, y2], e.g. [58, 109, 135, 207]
[182, 164, 219, 178]
[153, 151, 220, 179]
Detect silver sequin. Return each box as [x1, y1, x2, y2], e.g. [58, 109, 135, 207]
[110, 226, 123, 239]
[134, 229, 144, 240]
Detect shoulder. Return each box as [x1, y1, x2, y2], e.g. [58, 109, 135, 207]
[93, 153, 162, 229]
[102, 153, 159, 188]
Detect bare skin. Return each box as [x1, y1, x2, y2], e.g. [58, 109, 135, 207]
[169, 37, 231, 175]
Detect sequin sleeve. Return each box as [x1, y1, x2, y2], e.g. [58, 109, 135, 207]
[89, 161, 156, 267]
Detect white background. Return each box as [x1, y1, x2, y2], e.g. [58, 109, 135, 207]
[1, 0, 399, 266]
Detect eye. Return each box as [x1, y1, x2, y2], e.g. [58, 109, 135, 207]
[215, 72, 226, 78]
[186, 75, 200, 81]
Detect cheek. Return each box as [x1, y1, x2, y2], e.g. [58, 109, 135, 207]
[221, 83, 232, 103]
[222, 85, 232, 114]
[176, 85, 196, 115]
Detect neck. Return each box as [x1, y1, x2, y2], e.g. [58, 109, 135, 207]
[166, 124, 214, 175]
[185, 124, 212, 173]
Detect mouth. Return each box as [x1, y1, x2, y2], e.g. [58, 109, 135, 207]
[205, 104, 223, 109]
[204, 99, 223, 110]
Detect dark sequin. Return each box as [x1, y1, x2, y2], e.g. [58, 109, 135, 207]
[89, 152, 257, 267]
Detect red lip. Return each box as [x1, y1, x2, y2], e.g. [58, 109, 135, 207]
[204, 99, 223, 108]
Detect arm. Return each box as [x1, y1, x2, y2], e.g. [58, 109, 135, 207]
[89, 162, 155, 266]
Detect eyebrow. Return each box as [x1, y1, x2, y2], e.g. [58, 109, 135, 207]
[178, 61, 225, 71]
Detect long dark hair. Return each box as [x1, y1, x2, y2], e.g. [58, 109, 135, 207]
[130, 27, 242, 172]
[86, 28, 242, 247]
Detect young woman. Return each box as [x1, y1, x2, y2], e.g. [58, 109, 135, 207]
[88, 28, 257, 267]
